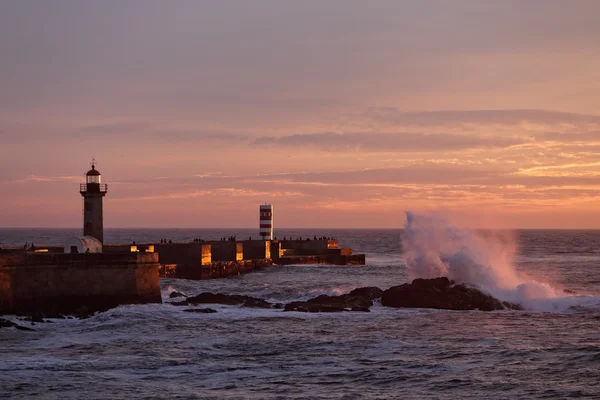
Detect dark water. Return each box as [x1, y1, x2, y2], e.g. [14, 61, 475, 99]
[1, 229, 600, 399]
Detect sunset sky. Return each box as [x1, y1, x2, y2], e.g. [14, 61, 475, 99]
[1, 1, 599, 228]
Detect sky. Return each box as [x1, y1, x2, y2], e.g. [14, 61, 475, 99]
[1, 0, 600, 229]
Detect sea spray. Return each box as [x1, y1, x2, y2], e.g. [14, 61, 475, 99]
[401, 212, 600, 312]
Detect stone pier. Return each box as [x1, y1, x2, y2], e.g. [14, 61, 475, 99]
[0, 252, 161, 316]
[209, 241, 243, 262]
[272, 239, 365, 265]
[104, 238, 365, 281]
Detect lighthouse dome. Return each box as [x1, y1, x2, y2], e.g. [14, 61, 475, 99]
[86, 164, 101, 176]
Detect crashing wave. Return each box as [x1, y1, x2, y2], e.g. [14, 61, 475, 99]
[401, 212, 600, 312]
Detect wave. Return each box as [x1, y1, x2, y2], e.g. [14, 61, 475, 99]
[401, 212, 600, 312]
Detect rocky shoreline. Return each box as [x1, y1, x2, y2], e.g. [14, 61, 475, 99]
[166, 277, 523, 314]
[0, 278, 523, 330]
[0, 317, 36, 331]
[382, 277, 523, 311]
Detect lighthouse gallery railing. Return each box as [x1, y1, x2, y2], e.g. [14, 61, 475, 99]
[80, 183, 108, 193]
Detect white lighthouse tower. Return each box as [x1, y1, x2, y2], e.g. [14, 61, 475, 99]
[259, 204, 273, 240]
[80, 161, 108, 244]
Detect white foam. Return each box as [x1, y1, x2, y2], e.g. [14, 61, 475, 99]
[402, 212, 600, 312]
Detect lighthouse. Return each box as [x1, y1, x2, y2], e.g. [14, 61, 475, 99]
[80, 161, 108, 244]
[259, 204, 273, 240]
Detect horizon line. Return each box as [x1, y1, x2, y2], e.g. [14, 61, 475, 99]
[1, 226, 599, 231]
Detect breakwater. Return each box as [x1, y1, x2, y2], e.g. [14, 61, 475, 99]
[0, 237, 364, 315]
[103, 237, 365, 280]
[0, 252, 161, 316]
[159, 259, 273, 279]
[151, 238, 365, 279]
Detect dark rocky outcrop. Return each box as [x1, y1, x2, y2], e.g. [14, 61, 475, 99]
[0, 317, 35, 331]
[183, 308, 217, 313]
[20, 313, 46, 324]
[169, 291, 187, 298]
[285, 302, 345, 312]
[284, 286, 383, 312]
[348, 286, 383, 300]
[381, 277, 523, 311]
[171, 292, 276, 309]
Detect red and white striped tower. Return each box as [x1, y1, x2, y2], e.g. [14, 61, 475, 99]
[259, 204, 273, 240]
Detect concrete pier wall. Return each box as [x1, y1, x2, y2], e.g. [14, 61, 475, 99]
[153, 243, 211, 265]
[279, 239, 339, 255]
[103, 244, 135, 254]
[0, 253, 161, 316]
[270, 241, 282, 261]
[241, 240, 271, 260]
[276, 254, 365, 266]
[210, 241, 243, 262]
[328, 248, 353, 256]
[0, 246, 64, 254]
[159, 259, 272, 280]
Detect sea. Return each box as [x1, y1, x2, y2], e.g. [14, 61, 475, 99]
[1, 223, 600, 399]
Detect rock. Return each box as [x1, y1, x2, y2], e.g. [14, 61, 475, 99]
[284, 302, 346, 312]
[381, 277, 521, 311]
[169, 291, 187, 298]
[17, 311, 65, 321]
[284, 286, 382, 313]
[23, 313, 45, 324]
[14, 324, 35, 331]
[0, 317, 35, 331]
[0, 318, 13, 328]
[183, 308, 217, 313]
[348, 287, 383, 300]
[173, 292, 275, 309]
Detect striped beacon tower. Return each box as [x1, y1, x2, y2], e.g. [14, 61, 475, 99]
[259, 204, 274, 240]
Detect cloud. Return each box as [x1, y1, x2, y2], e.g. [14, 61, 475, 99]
[81, 122, 150, 134]
[73, 109, 600, 156]
[515, 162, 600, 177]
[245, 166, 501, 186]
[79, 122, 248, 143]
[72, 110, 600, 154]
[1, 175, 83, 184]
[253, 131, 525, 152]
[111, 187, 306, 202]
[534, 131, 600, 142]
[363, 109, 600, 127]
[241, 164, 600, 189]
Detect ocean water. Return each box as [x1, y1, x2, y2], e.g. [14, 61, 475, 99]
[1, 228, 600, 399]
